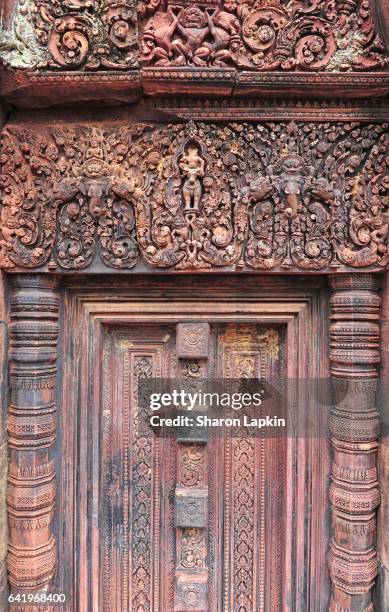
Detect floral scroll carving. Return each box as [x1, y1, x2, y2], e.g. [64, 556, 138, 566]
[0, 126, 139, 269]
[140, 0, 388, 71]
[0, 120, 388, 272]
[1, 0, 387, 72]
[30, 0, 138, 70]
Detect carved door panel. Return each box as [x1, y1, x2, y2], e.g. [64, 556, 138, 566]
[97, 321, 297, 612]
[210, 325, 285, 612]
[101, 325, 178, 612]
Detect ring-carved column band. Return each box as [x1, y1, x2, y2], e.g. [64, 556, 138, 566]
[7, 275, 60, 608]
[329, 274, 381, 612]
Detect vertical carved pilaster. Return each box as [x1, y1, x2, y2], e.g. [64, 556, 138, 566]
[7, 275, 60, 606]
[175, 323, 210, 612]
[329, 274, 381, 612]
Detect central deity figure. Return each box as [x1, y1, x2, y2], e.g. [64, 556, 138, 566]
[179, 143, 206, 212]
[140, 4, 239, 67]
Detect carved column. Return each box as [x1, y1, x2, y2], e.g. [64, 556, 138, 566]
[7, 276, 60, 604]
[329, 274, 381, 612]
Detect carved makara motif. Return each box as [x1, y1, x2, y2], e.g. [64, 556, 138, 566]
[30, 0, 138, 70]
[243, 121, 389, 271]
[0, 126, 139, 269]
[0, 120, 388, 272]
[139, 0, 389, 71]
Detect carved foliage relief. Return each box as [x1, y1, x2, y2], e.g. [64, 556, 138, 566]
[0, 120, 388, 272]
[20, 0, 138, 70]
[139, 0, 388, 72]
[0, 0, 388, 71]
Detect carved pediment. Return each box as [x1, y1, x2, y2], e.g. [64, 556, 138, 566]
[0, 119, 388, 273]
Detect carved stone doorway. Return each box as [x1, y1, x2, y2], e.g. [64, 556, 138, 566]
[2, 267, 385, 612]
[7, 275, 334, 611]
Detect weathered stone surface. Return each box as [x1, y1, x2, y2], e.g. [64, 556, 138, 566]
[0, 0, 388, 105]
[1, 0, 387, 73]
[0, 117, 388, 274]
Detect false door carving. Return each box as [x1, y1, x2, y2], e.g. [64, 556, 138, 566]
[68, 320, 325, 610]
[53, 277, 331, 612]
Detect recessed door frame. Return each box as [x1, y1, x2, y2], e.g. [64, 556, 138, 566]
[6, 273, 382, 611]
[57, 275, 330, 612]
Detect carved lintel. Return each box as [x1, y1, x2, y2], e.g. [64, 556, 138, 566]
[7, 275, 60, 606]
[1, 120, 388, 274]
[0, 0, 387, 82]
[329, 274, 381, 610]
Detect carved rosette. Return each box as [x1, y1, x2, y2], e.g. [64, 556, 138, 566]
[7, 275, 60, 609]
[329, 274, 381, 612]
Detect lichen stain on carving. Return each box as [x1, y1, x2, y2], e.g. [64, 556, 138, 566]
[0, 0, 47, 69]
[1, 0, 387, 73]
[259, 328, 280, 363]
[219, 324, 280, 362]
[29, 0, 139, 71]
[219, 323, 254, 348]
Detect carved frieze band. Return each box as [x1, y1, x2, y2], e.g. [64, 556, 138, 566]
[329, 274, 381, 612]
[0, 0, 387, 73]
[1, 120, 388, 274]
[7, 275, 60, 607]
[139, 0, 388, 73]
